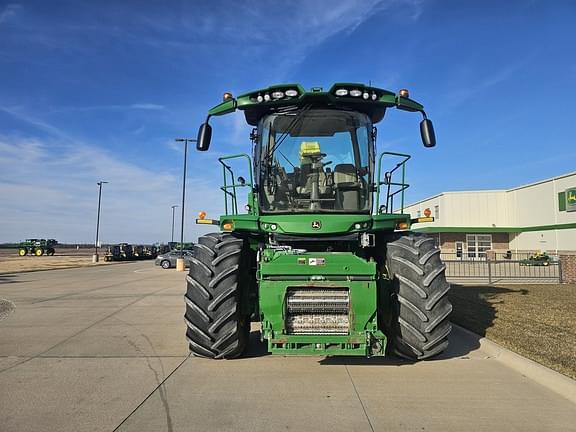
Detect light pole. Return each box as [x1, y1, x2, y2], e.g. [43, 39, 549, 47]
[93, 180, 108, 263]
[174, 138, 196, 271]
[171, 205, 179, 243]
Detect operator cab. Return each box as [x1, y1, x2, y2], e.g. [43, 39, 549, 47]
[258, 109, 373, 214]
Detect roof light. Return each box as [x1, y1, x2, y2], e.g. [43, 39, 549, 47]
[256, 94, 263, 103]
[264, 93, 271, 101]
[424, 208, 432, 217]
[399, 88, 410, 98]
[198, 211, 207, 220]
[272, 91, 284, 99]
[285, 89, 298, 97]
[335, 88, 348, 96]
[350, 89, 362, 97]
[371, 92, 377, 100]
[223, 92, 233, 101]
[362, 92, 369, 100]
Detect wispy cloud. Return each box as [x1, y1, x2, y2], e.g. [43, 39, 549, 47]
[0, 3, 21, 25]
[440, 62, 527, 114]
[0, 134, 225, 244]
[50, 103, 166, 113]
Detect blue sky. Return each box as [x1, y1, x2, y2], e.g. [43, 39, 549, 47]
[1, 0, 575, 243]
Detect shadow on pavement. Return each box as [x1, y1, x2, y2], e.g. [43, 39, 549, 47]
[242, 330, 271, 358]
[449, 284, 526, 337]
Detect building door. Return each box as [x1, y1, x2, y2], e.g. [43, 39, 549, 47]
[466, 234, 492, 259]
[455, 242, 463, 259]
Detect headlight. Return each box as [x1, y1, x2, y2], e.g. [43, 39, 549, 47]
[350, 89, 362, 97]
[354, 223, 362, 229]
[335, 88, 349, 96]
[285, 89, 298, 97]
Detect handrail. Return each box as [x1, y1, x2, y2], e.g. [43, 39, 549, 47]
[217, 153, 253, 215]
[375, 151, 411, 214]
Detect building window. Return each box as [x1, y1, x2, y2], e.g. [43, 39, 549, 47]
[434, 205, 440, 220]
[417, 210, 421, 218]
[466, 234, 492, 259]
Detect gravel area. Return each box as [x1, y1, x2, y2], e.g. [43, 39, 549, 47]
[449, 283, 576, 380]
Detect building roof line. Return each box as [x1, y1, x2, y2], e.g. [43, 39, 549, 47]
[413, 222, 576, 234]
[405, 171, 576, 207]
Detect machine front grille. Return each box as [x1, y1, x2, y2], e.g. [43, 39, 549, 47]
[285, 288, 350, 335]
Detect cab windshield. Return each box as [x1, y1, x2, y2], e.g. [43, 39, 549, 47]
[259, 109, 373, 213]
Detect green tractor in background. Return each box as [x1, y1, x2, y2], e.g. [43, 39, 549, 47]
[18, 239, 58, 256]
[185, 83, 451, 360]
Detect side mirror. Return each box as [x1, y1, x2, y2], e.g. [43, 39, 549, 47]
[420, 119, 436, 148]
[196, 122, 212, 151]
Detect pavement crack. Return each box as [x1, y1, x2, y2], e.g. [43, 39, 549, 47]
[113, 354, 190, 432]
[345, 365, 375, 432]
[117, 316, 174, 432]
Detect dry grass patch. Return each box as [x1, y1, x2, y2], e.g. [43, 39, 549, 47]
[450, 283, 576, 380]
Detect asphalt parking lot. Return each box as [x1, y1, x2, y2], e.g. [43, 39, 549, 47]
[0, 263, 575, 432]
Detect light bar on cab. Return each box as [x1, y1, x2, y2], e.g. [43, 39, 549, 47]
[250, 86, 301, 103]
[332, 85, 381, 101]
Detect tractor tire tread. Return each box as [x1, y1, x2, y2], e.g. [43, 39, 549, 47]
[185, 232, 249, 359]
[386, 233, 452, 360]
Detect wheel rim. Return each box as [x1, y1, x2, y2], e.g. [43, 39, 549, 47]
[162, 261, 170, 269]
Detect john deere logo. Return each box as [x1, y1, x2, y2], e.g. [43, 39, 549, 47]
[311, 220, 322, 230]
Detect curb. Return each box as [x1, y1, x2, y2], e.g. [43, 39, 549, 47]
[454, 324, 576, 404]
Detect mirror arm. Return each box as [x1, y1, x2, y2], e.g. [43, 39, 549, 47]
[420, 110, 428, 120]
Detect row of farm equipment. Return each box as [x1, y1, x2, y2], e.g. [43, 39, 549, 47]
[103, 243, 163, 262]
[16, 239, 169, 262]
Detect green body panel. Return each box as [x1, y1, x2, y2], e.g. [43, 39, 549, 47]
[372, 213, 410, 230]
[219, 213, 410, 234]
[258, 249, 386, 356]
[208, 99, 236, 116]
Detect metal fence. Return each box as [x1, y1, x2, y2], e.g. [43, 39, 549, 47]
[440, 253, 562, 284]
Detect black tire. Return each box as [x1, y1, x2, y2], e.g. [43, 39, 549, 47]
[184, 232, 250, 359]
[385, 233, 452, 360]
[161, 260, 171, 269]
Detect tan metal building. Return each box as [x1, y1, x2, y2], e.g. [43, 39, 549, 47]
[404, 172, 576, 258]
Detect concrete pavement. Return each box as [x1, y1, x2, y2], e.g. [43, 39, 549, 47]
[0, 263, 575, 432]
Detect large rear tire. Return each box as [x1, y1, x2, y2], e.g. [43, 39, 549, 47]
[386, 233, 452, 360]
[184, 232, 250, 359]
